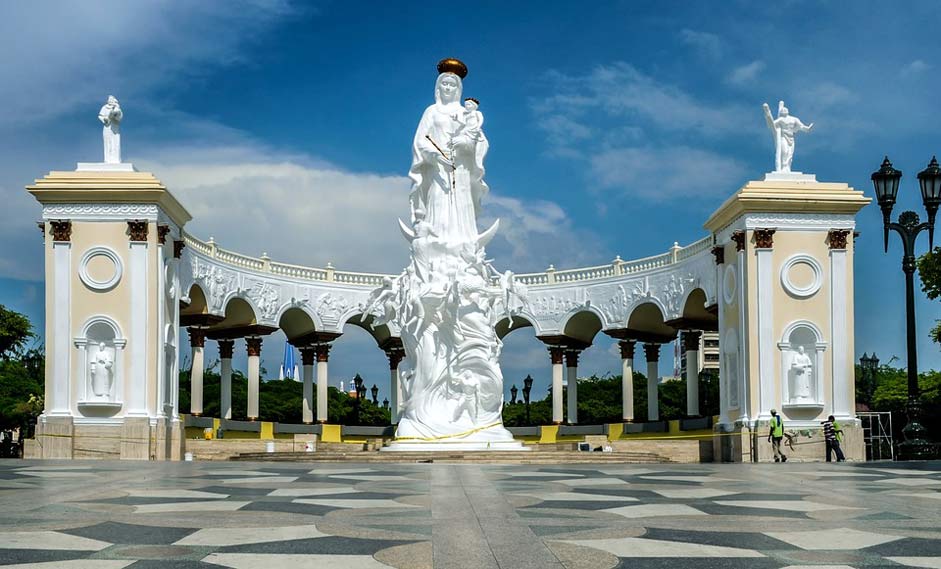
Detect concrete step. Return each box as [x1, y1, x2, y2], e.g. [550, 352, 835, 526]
[231, 450, 672, 464]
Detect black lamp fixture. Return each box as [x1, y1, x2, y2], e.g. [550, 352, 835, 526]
[522, 374, 534, 424]
[871, 156, 939, 460]
[382, 397, 389, 409]
[510, 384, 518, 405]
[371, 384, 379, 404]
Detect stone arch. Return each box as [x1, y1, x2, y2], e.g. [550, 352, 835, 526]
[680, 288, 712, 320]
[276, 302, 325, 337]
[180, 282, 209, 317]
[560, 308, 604, 345]
[495, 312, 538, 340]
[336, 311, 395, 350]
[625, 301, 675, 339]
[219, 292, 262, 326]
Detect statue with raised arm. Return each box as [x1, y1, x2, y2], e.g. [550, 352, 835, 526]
[763, 100, 812, 173]
[99, 95, 123, 164]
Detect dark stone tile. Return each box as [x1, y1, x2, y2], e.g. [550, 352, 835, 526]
[693, 503, 808, 519]
[61, 521, 198, 545]
[127, 561, 219, 568]
[642, 528, 798, 550]
[219, 536, 416, 555]
[0, 549, 89, 565]
[855, 511, 913, 520]
[529, 524, 606, 537]
[193, 485, 272, 497]
[523, 500, 638, 511]
[238, 500, 335, 516]
[866, 537, 941, 556]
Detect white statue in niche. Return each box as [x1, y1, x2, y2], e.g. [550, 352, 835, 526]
[789, 345, 814, 402]
[763, 100, 813, 172]
[372, 58, 527, 449]
[98, 96, 123, 164]
[89, 342, 115, 398]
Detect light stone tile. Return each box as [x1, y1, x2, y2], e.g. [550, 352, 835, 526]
[789, 471, 883, 478]
[714, 500, 860, 512]
[779, 566, 856, 569]
[639, 475, 732, 483]
[602, 504, 707, 518]
[0, 562, 135, 569]
[202, 553, 395, 568]
[555, 478, 628, 487]
[873, 469, 941, 476]
[335, 475, 415, 481]
[595, 468, 660, 476]
[652, 488, 739, 499]
[499, 471, 583, 478]
[293, 498, 418, 509]
[894, 492, 941, 500]
[886, 557, 941, 568]
[268, 485, 358, 497]
[17, 471, 95, 478]
[0, 531, 112, 551]
[135, 500, 250, 514]
[126, 489, 229, 499]
[558, 537, 764, 557]
[309, 467, 375, 475]
[877, 478, 941, 487]
[0, 480, 38, 489]
[176, 525, 328, 546]
[513, 491, 637, 502]
[204, 470, 280, 477]
[15, 466, 94, 471]
[219, 476, 298, 485]
[765, 527, 903, 550]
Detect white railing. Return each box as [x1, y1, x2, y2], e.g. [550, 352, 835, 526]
[181, 232, 713, 287]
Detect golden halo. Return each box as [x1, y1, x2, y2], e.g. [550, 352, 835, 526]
[437, 58, 468, 79]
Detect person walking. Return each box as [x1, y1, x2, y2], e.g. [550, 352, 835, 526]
[822, 415, 845, 462]
[768, 409, 787, 462]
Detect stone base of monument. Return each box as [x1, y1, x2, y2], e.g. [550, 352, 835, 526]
[76, 162, 137, 172]
[762, 170, 816, 182]
[381, 440, 530, 452]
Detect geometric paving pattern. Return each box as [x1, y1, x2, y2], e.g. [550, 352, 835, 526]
[0, 460, 940, 568]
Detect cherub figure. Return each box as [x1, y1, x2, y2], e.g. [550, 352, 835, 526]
[462, 97, 483, 139]
[361, 276, 397, 329]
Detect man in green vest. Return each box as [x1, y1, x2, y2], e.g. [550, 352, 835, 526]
[768, 409, 787, 462]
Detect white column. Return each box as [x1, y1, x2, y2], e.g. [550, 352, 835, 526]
[188, 328, 205, 416]
[218, 339, 234, 420]
[550, 347, 564, 424]
[128, 224, 149, 416]
[566, 350, 579, 424]
[316, 344, 330, 423]
[170, 241, 183, 419]
[301, 346, 315, 424]
[644, 343, 660, 421]
[684, 331, 702, 416]
[246, 337, 262, 420]
[830, 233, 852, 419]
[387, 349, 403, 423]
[619, 340, 635, 421]
[156, 238, 167, 418]
[755, 230, 775, 419]
[50, 234, 71, 415]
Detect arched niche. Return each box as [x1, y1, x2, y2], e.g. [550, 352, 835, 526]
[777, 320, 826, 411]
[74, 315, 126, 416]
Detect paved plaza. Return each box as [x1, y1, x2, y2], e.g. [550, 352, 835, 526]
[0, 460, 940, 568]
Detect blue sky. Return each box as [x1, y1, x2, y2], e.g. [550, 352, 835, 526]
[2, 1, 941, 402]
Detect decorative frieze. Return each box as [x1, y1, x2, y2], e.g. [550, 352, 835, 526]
[828, 229, 851, 250]
[127, 220, 148, 242]
[754, 228, 776, 249]
[50, 220, 72, 242]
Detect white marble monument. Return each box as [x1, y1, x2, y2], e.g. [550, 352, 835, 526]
[379, 59, 527, 450]
[78, 95, 135, 172]
[762, 100, 814, 181]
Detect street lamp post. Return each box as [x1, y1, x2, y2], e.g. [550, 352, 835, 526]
[523, 374, 533, 425]
[871, 156, 941, 460]
[510, 384, 518, 405]
[371, 384, 379, 405]
[859, 352, 880, 404]
[352, 374, 365, 425]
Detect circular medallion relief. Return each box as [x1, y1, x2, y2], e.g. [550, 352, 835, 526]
[79, 247, 122, 291]
[780, 254, 822, 298]
[723, 264, 736, 305]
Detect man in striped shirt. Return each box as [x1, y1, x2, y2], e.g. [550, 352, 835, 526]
[822, 415, 845, 462]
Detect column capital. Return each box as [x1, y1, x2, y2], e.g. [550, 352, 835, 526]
[828, 228, 851, 250]
[127, 219, 149, 242]
[50, 220, 72, 242]
[711, 245, 725, 265]
[299, 345, 316, 366]
[188, 328, 206, 348]
[682, 330, 702, 352]
[548, 346, 564, 365]
[217, 338, 234, 359]
[315, 343, 331, 362]
[246, 337, 263, 357]
[157, 224, 170, 245]
[643, 342, 660, 362]
[565, 349, 580, 367]
[173, 239, 185, 258]
[731, 230, 746, 252]
[385, 348, 405, 370]
[754, 228, 776, 249]
[618, 339, 635, 360]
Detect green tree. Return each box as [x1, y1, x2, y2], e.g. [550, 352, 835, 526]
[0, 305, 33, 360]
[916, 247, 941, 344]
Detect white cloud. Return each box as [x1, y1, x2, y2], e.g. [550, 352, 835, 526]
[590, 146, 747, 201]
[900, 59, 930, 77]
[727, 60, 765, 86]
[679, 29, 723, 59]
